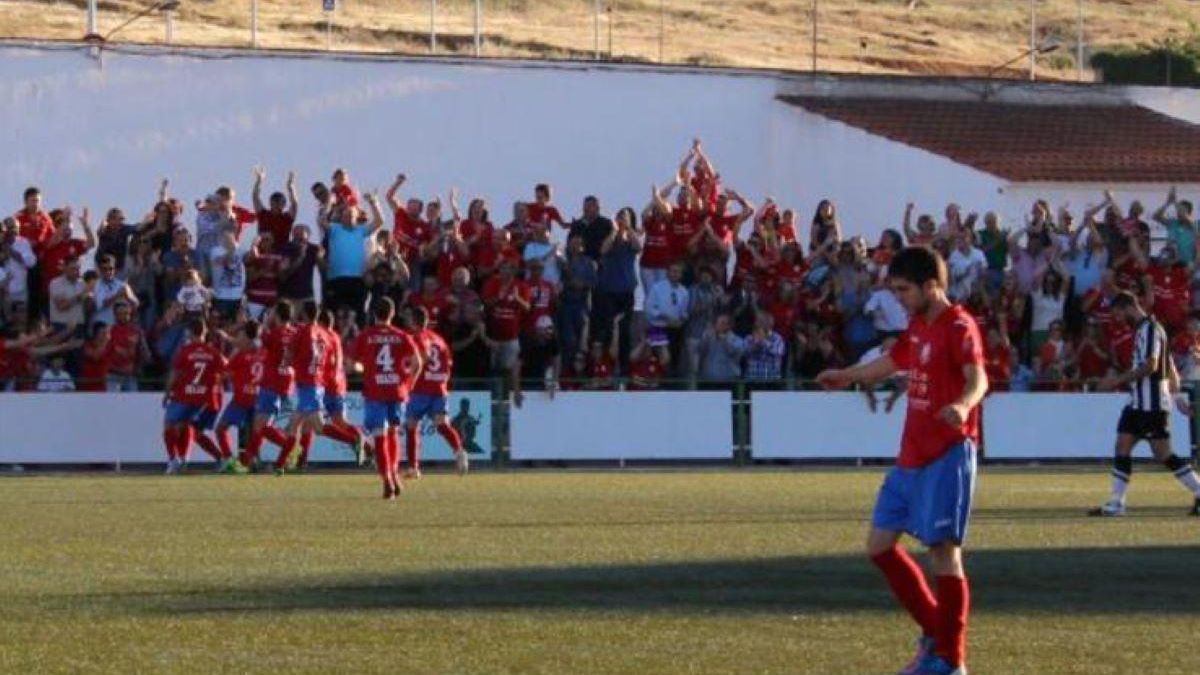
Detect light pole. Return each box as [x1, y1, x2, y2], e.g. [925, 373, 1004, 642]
[1029, 0, 1037, 80]
[1076, 0, 1085, 81]
[811, 0, 819, 74]
[430, 0, 436, 54]
[473, 0, 482, 57]
[85, 0, 99, 38]
[250, 0, 258, 48]
[658, 0, 665, 63]
[594, 0, 601, 60]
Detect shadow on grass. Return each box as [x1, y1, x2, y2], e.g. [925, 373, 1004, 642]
[74, 546, 1200, 618]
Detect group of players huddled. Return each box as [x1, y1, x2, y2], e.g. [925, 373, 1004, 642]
[162, 296, 467, 499]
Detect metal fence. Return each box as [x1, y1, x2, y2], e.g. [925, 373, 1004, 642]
[27, 1, 1173, 82]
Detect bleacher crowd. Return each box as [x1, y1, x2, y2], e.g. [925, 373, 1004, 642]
[1, 139, 1197, 396]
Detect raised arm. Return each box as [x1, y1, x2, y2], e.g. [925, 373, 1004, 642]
[365, 192, 384, 234]
[252, 166, 266, 213]
[902, 202, 918, 242]
[285, 171, 299, 220]
[1152, 186, 1177, 227]
[385, 174, 406, 214]
[157, 177, 170, 204]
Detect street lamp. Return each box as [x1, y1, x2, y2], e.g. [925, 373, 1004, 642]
[86, 0, 182, 43]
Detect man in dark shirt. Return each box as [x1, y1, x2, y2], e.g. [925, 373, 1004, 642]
[450, 301, 492, 381]
[279, 225, 322, 303]
[569, 196, 614, 261]
[95, 208, 138, 274]
[515, 315, 562, 408]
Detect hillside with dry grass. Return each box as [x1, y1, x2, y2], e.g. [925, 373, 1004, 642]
[2, 1, 1196, 79]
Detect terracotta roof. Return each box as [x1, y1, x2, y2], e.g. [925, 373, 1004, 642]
[778, 96, 1200, 183]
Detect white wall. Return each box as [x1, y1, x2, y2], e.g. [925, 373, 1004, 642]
[752, 391, 905, 459]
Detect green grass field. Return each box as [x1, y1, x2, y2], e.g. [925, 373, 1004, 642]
[1, 468, 1197, 674]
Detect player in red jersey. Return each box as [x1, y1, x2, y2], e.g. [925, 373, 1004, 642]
[818, 248, 987, 675]
[162, 319, 227, 475]
[315, 309, 369, 465]
[215, 321, 265, 472]
[351, 298, 423, 499]
[233, 301, 299, 472]
[274, 301, 329, 474]
[403, 306, 468, 477]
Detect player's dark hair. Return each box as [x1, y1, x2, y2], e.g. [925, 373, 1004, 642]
[371, 297, 396, 323]
[23, 186, 39, 200]
[888, 246, 947, 289]
[410, 306, 430, 329]
[215, 186, 232, 199]
[1111, 291, 1140, 310]
[535, 183, 550, 197]
[274, 300, 294, 323]
[301, 300, 320, 323]
[316, 309, 335, 329]
[242, 320, 260, 341]
[187, 318, 207, 338]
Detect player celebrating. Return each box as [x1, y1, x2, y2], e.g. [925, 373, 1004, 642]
[216, 321, 265, 472]
[352, 298, 422, 499]
[818, 247, 987, 675]
[404, 306, 469, 478]
[274, 301, 328, 475]
[1090, 291, 1200, 517]
[316, 309, 369, 466]
[162, 319, 226, 475]
[234, 302, 299, 472]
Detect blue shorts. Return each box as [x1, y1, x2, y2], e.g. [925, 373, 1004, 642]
[872, 441, 977, 548]
[255, 389, 288, 417]
[405, 393, 448, 422]
[363, 400, 403, 434]
[193, 407, 219, 431]
[324, 392, 346, 417]
[218, 403, 255, 430]
[296, 385, 324, 414]
[164, 402, 202, 426]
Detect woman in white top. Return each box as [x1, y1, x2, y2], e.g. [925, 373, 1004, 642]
[1029, 263, 1068, 358]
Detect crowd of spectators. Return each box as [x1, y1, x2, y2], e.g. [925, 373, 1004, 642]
[2, 139, 1197, 398]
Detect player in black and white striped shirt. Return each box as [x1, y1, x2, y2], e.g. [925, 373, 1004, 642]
[1091, 291, 1200, 517]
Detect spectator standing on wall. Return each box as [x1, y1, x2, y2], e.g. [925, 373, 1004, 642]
[106, 300, 149, 392]
[91, 254, 138, 327]
[450, 301, 493, 381]
[125, 236, 162, 331]
[321, 191, 383, 318]
[644, 262, 690, 375]
[15, 187, 54, 317]
[481, 261, 530, 387]
[94, 207, 138, 275]
[2, 217, 35, 321]
[48, 256, 88, 334]
[244, 233, 282, 321]
[570, 195, 614, 261]
[252, 167, 298, 254]
[208, 231, 246, 321]
[744, 311, 786, 383]
[558, 234, 596, 360]
[696, 313, 744, 383]
[278, 225, 322, 305]
[593, 207, 641, 368]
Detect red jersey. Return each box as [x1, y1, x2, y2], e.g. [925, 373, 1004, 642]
[170, 342, 226, 407]
[984, 341, 1012, 391]
[411, 328, 453, 397]
[40, 239, 88, 292]
[473, 242, 522, 275]
[1076, 341, 1110, 380]
[15, 211, 53, 253]
[1148, 264, 1190, 330]
[459, 218, 494, 249]
[226, 348, 266, 408]
[79, 340, 110, 392]
[256, 210, 294, 252]
[436, 244, 470, 288]
[587, 353, 616, 390]
[1109, 321, 1135, 370]
[106, 322, 144, 376]
[629, 353, 665, 391]
[245, 253, 282, 307]
[669, 208, 704, 260]
[393, 210, 433, 263]
[352, 324, 421, 402]
[640, 215, 674, 269]
[261, 323, 299, 395]
[410, 290, 454, 333]
[525, 279, 556, 331]
[481, 277, 530, 342]
[320, 327, 348, 397]
[527, 203, 565, 228]
[290, 323, 329, 387]
[889, 305, 985, 468]
[775, 259, 809, 290]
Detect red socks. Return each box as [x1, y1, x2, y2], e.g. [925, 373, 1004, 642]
[373, 434, 393, 487]
[217, 428, 234, 459]
[177, 426, 194, 461]
[871, 546, 938, 637]
[263, 426, 290, 448]
[193, 431, 225, 461]
[405, 427, 420, 470]
[436, 421, 463, 453]
[935, 575, 969, 667]
[239, 428, 265, 466]
[388, 430, 401, 474]
[321, 422, 357, 445]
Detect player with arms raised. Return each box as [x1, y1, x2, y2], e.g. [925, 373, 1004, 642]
[162, 319, 227, 475]
[818, 247, 987, 675]
[352, 298, 422, 499]
[404, 306, 469, 478]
